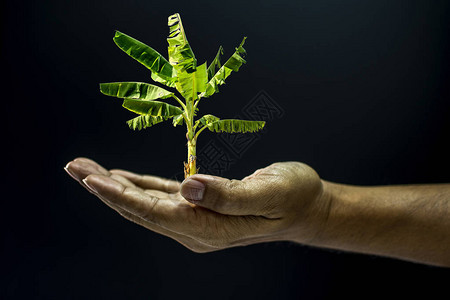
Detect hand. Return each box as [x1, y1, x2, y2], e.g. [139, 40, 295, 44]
[64, 158, 330, 252]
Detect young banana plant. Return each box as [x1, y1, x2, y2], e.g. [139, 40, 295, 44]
[100, 13, 265, 178]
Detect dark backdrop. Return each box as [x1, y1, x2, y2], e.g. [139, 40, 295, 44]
[2, 0, 449, 299]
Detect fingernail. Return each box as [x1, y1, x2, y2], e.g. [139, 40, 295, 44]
[181, 178, 205, 201]
[64, 164, 77, 180]
[82, 179, 98, 194]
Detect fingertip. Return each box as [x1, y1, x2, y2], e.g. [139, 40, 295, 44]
[84, 174, 124, 197]
[64, 161, 72, 169]
[64, 163, 78, 180]
[64, 161, 73, 172]
[73, 157, 95, 163]
[180, 177, 206, 202]
[82, 178, 98, 194]
[64, 165, 75, 177]
[68, 159, 111, 179]
[181, 174, 216, 185]
[180, 174, 217, 202]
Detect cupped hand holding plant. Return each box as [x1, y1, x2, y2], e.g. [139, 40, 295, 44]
[64, 158, 329, 252]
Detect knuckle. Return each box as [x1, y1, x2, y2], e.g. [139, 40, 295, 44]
[214, 179, 241, 211]
[226, 179, 241, 200]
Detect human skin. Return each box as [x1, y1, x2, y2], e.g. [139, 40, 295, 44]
[64, 157, 450, 267]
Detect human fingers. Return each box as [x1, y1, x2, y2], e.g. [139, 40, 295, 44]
[83, 174, 275, 248]
[64, 157, 112, 193]
[110, 169, 180, 193]
[77, 170, 218, 253]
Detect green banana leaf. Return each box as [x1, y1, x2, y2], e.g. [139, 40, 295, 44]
[207, 46, 224, 81]
[201, 37, 247, 98]
[198, 114, 265, 133]
[167, 13, 197, 73]
[197, 114, 220, 126]
[127, 115, 165, 130]
[100, 82, 173, 101]
[175, 62, 207, 101]
[172, 114, 184, 126]
[113, 31, 177, 87]
[122, 99, 183, 116]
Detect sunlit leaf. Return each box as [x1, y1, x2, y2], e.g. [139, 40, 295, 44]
[126, 115, 165, 130]
[100, 82, 173, 101]
[197, 114, 220, 126]
[122, 99, 183, 116]
[167, 13, 197, 73]
[197, 114, 265, 133]
[175, 62, 207, 101]
[207, 46, 223, 81]
[172, 114, 184, 126]
[113, 31, 177, 87]
[200, 37, 247, 98]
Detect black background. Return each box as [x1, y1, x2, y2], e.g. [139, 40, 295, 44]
[2, 0, 450, 299]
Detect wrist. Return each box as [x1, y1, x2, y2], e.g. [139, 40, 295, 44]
[305, 180, 345, 247]
[285, 179, 336, 246]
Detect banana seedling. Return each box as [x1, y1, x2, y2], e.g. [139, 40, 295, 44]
[100, 13, 265, 178]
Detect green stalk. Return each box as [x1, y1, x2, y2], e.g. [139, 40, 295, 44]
[187, 136, 197, 177]
[184, 99, 197, 178]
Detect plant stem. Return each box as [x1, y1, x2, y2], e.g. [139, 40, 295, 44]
[194, 124, 209, 140]
[173, 95, 187, 110]
[187, 137, 197, 177]
[184, 99, 197, 178]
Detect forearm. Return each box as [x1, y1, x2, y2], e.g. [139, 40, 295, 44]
[309, 181, 450, 267]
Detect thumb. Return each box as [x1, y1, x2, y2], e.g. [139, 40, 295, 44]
[180, 174, 269, 216]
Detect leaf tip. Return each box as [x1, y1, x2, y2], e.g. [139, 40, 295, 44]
[99, 83, 108, 94]
[113, 30, 122, 39]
